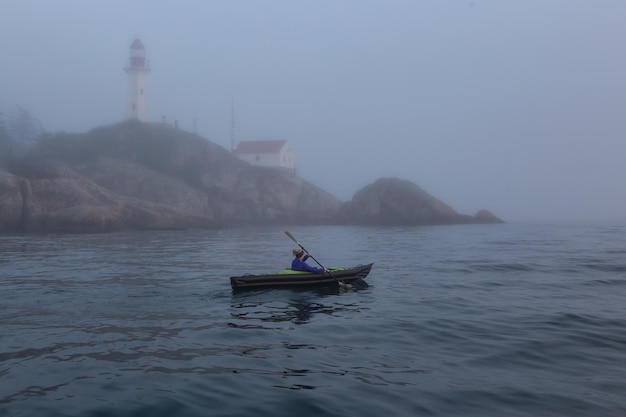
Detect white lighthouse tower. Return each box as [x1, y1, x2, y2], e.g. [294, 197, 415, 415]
[124, 38, 150, 122]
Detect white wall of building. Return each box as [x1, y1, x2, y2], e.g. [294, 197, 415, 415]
[235, 142, 296, 171]
[125, 68, 149, 121]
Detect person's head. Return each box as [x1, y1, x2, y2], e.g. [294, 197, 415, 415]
[292, 248, 304, 258]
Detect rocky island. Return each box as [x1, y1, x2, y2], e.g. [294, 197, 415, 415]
[0, 120, 502, 234]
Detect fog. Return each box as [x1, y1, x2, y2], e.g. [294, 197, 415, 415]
[2, 1, 625, 223]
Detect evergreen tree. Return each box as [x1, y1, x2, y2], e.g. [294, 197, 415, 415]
[9, 106, 44, 153]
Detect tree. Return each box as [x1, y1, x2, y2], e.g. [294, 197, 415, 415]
[9, 106, 44, 153]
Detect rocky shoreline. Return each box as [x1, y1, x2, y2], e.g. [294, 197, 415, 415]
[0, 120, 502, 234]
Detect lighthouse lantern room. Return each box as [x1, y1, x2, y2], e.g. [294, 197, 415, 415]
[124, 38, 150, 122]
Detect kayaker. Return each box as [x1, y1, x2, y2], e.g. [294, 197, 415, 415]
[291, 248, 326, 273]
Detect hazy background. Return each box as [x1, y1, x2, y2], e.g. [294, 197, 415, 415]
[1, 1, 624, 223]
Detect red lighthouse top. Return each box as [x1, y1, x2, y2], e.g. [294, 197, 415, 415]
[128, 38, 147, 68]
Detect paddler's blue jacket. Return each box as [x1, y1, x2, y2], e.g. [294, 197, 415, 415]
[291, 254, 324, 273]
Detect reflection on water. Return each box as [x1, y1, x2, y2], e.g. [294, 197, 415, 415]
[231, 300, 341, 325]
[231, 284, 370, 325]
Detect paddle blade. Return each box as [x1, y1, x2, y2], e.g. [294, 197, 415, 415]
[284, 230, 298, 244]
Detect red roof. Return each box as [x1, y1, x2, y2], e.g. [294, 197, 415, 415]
[234, 140, 287, 153]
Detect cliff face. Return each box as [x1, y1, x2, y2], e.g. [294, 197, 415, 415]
[0, 120, 501, 234]
[0, 171, 24, 232]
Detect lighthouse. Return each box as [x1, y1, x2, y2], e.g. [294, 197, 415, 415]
[124, 38, 150, 122]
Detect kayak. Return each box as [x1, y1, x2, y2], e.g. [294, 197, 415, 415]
[230, 263, 373, 290]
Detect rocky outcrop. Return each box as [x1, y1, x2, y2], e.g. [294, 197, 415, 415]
[0, 167, 213, 233]
[0, 120, 502, 234]
[339, 177, 503, 226]
[473, 209, 503, 224]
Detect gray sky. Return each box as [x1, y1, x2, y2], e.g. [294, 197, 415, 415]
[2, 1, 625, 223]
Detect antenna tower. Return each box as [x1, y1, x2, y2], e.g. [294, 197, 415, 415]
[230, 100, 236, 151]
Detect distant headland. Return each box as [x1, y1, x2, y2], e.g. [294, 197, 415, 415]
[0, 120, 502, 234]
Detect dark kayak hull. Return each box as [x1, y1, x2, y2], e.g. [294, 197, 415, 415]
[230, 263, 373, 290]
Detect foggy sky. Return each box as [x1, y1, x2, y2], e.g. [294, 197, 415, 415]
[2, 1, 625, 223]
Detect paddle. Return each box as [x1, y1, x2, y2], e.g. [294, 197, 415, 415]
[284, 230, 344, 286]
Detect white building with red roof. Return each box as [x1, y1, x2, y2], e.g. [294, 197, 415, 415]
[233, 140, 295, 172]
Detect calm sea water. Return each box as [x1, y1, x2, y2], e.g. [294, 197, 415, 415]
[1, 223, 625, 417]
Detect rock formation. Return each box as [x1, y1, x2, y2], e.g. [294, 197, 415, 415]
[0, 120, 502, 234]
[339, 177, 502, 225]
